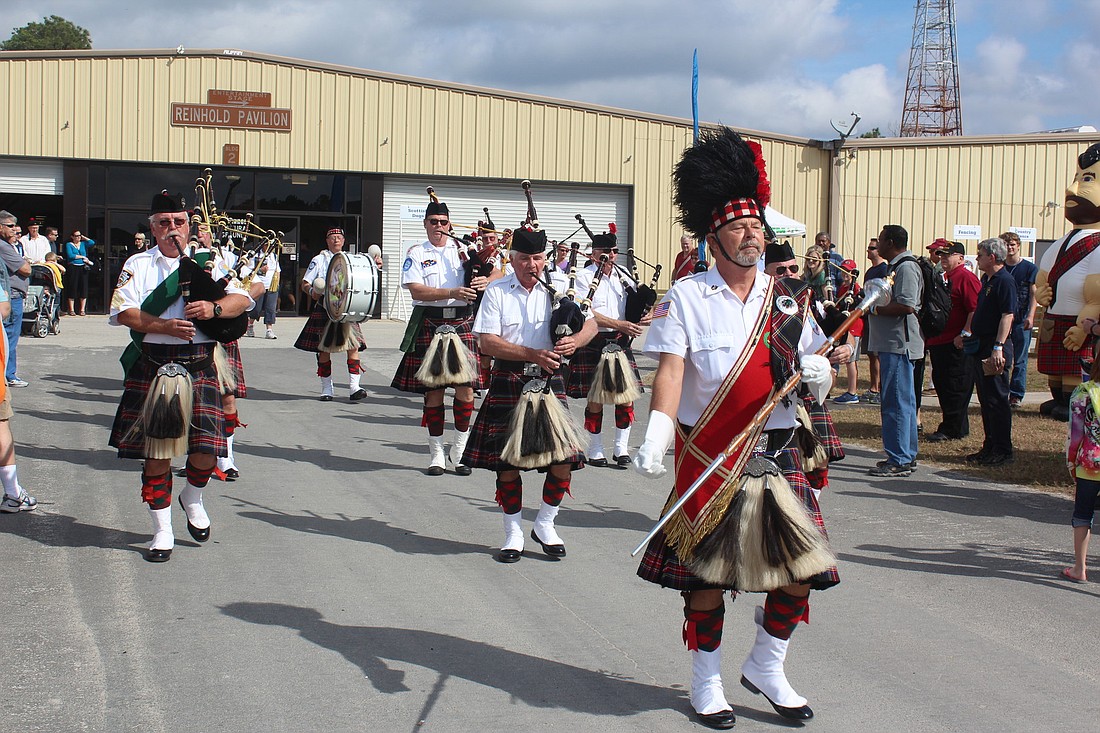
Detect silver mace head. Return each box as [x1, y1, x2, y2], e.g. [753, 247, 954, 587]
[860, 273, 895, 312]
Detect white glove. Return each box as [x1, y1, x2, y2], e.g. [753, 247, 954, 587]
[800, 353, 832, 404]
[632, 411, 676, 479]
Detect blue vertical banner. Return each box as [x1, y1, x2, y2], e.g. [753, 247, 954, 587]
[692, 49, 706, 265]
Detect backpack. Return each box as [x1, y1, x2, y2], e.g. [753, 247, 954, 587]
[889, 255, 951, 339]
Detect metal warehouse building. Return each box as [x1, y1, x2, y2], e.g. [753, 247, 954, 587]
[0, 48, 1094, 314]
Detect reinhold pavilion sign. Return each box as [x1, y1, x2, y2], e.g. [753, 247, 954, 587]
[171, 90, 291, 132]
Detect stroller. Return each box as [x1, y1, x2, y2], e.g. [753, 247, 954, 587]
[22, 264, 62, 338]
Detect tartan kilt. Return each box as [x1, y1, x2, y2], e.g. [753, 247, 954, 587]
[1038, 312, 1094, 376]
[109, 342, 227, 459]
[390, 313, 483, 393]
[803, 393, 844, 461]
[460, 366, 584, 471]
[565, 332, 642, 399]
[636, 446, 839, 592]
[293, 304, 366, 353]
[223, 340, 247, 398]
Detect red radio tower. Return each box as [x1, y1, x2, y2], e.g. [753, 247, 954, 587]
[901, 0, 962, 136]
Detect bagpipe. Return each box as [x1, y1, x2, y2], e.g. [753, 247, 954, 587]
[500, 181, 602, 469]
[631, 275, 895, 591]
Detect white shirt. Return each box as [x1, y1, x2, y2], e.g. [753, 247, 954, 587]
[401, 240, 466, 307]
[109, 247, 253, 344]
[644, 268, 824, 428]
[302, 250, 335, 288]
[240, 252, 280, 289]
[19, 234, 52, 263]
[574, 263, 635, 330]
[473, 270, 587, 351]
[1038, 228, 1100, 317]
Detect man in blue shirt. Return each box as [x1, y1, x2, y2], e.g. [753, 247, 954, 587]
[1000, 231, 1037, 408]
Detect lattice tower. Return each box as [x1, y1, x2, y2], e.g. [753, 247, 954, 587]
[901, 0, 962, 136]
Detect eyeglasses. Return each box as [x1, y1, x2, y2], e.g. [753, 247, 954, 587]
[426, 218, 450, 226]
[154, 217, 188, 228]
[0, 222, 14, 229]
[774, 264, 799, 275]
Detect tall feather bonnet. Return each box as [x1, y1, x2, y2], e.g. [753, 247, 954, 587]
[672, 126, 771, 240]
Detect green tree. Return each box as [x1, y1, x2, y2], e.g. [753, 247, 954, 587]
[0, 15, 92, 51]
[859, 127, 883, 139]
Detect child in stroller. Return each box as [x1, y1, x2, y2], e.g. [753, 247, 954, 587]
[23, 259, 62, 338]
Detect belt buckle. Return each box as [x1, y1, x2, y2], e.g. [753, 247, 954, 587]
[750, 433, 770, 455]
[522, 362, 541, 377]
[443, 307, 457, 319]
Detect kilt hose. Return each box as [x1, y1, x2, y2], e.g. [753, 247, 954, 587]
[109, 342, 227, 459]
[390, 312, 483, 393]
[636, 445, 839, 592]
[223, 340, 247, 398]
[564, 331, 641, 400]
[294, 303, 366, 353]
[461, 363, 584, 472]
[1038, 312, 1095, 376]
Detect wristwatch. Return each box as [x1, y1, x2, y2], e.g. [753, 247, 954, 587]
[992, 341, 1003, 351]
[212, 303, 223, 318]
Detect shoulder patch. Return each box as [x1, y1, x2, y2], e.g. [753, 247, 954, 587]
[402, 257, 413, 272]
[651, 301, 671, 319]
[116, 269, 133, 288]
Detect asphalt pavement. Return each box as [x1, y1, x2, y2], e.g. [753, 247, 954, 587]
[1, 315, 1097, 733]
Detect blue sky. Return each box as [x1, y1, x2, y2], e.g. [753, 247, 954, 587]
[5, 0, 1098, 139]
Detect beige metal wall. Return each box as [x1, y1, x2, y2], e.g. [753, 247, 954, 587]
[830, 136, 1093, 273]
[0, 50, 829, 289]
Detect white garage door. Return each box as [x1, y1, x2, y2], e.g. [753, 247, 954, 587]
[380, 177, 631, 320]
[0, 158, 64, 195]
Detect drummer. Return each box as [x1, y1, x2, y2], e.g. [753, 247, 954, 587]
[293, 227, 382, 401]
[391, 191, 489, 476]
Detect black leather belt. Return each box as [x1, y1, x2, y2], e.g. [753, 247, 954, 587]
[495, 360, 543, 376]
[140, 344, 215, 374]
[420, 305, 471, 319]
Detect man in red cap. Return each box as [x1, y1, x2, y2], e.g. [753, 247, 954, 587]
[925, 241, 980, 442]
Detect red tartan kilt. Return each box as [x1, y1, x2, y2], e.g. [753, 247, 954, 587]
[564, 332, 642, 399]
[390, 314, 483, 393]
[636, 447, 839, 592]
[293, 304, 366, 353]
[460, 367, 583, 471]
[803, 393, 844, 461]
[1037, 313, 1094, 376]
[223, 340, 247, 398]
[109, 342, 227, 459]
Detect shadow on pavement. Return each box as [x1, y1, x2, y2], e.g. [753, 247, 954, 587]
[221, 601, 679, 720]
[0, 510, 198, 556]
[840, 542, 1100, 596]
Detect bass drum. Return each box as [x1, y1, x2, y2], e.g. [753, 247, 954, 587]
[325, 252, 380, 323]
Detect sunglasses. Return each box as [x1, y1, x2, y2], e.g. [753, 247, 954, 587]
[154, 217, 189, 228]
[774, 264, 799, 275]
[426, 218, 450, 226]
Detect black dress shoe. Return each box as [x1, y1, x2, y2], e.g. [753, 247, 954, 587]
[178, 496, 210, 543]
[978, 452, 1014, 466]
[587, 457, 608, 468]
[693, 708, 736, 730]
[319, 394, 334, 402]
[924, 431, 952, 442]
[225, 468, 240, 480]
[454, 464, 472, 476]
[530, 528, 566, 557]
[145, 547, 172, 563]
[427, 465, 445, 476]
[740, 676, 814, 720]
[496, 548, 522, 563]
[964, 450, 990, 463]
[349, 388, 368, 401]
[613, 454, 631, 469]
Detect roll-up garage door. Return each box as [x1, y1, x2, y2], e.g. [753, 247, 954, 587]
[380, 178, 631, 320]
[0, 158, 64, 195]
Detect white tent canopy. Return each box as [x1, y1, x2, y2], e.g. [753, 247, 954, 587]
[764, 206, 807, 238]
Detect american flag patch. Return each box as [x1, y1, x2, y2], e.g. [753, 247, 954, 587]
[651, 301, 671, 319]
